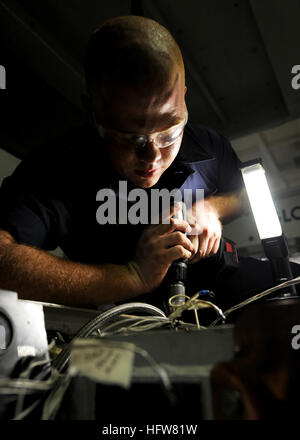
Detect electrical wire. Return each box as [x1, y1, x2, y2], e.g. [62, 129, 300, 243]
[41, 370, 72, 420]
[9, 368, 72, 420]
[133, 345, 176, 406]
[209, 276, 300, 327]
[7, 296, 221, 418]
[78, 303, 167, 338]
[168, 293, 225, 325]
[14, 358, 51, 418]
[42, 321, 179, 417]
[41, 311, 201, 415]
[52, 303, 167, 373]
[100, 321, 170, 337]
[95, 314, 170, 335]
[12, 396, 44, 420]
[3, 304, 185, 419]
[0, 340, 67, 420]
[108, 320, 170, 335]
[12, 340, 55, 418]
[68, 339, 177, 407]
[10, 278, 300, 419]
[93, 311, 206, 337]
[0, 378, 55, 394]
[126, 317, 169, 329]
[0, 371, 59, 420]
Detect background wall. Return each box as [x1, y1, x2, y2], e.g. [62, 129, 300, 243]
[0, 148, 20, 185]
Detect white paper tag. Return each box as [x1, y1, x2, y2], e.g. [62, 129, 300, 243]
[69, 338, 135, 389]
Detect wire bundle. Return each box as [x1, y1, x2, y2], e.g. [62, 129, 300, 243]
[2, 276, 299, 420]
[209, 276, 300, 327]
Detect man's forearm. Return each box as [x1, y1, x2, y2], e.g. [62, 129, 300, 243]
[204, 188, 247, 224]
[0, 231, 144, 308]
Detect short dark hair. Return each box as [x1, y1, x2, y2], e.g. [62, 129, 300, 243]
[84, 15, 184, 94]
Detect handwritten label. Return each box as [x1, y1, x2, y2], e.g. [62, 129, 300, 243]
[69, 338, 135, 389]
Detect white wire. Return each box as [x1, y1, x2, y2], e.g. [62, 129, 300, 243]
[101, 315, 169, 331]
[98, 315, 169, 335]
[209, 276, 300, 327]
[68, 339, 175, 405]
[13, 340, 55, 418]
[93, 317, 142, 335]
[42, 337, 177, 418]
[118, 321, 169, 334]
[0, 344, 63, 420]
[14, 358, 52, 418]
[99, 314, 207, 337]
[133, 345, 174, 402]
[41, 371, 72, 420]
[100, 321, 169, 337]
[123, 317, 170, 330]
[12, 397, 43, 420]
[168, 293, 226, 324]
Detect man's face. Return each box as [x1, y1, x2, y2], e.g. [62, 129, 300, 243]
[91, 70, 187, 188]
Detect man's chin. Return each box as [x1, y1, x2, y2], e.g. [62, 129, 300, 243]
[131, 172, 162, 188]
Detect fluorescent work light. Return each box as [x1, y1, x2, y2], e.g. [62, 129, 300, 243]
[241, 159, 297, 299]
[240, 161, 282, 240]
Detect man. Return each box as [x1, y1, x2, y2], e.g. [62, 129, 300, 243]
[0, 16, 298, 311]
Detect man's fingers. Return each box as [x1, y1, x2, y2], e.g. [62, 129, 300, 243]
[186, 234, 198, 257]
[188, 231, 214, 263]
[156, 202, 181, 224]
[210, 236, 221, 255]
[189, 235, 221, 264]
[160, 230, 194, 253]
[156, 218, 192, 235]
[205, 236, 214, 256]
[166, 245, 193, 262]
[198, 229, 209, 256]
[205, 234, 220, 256]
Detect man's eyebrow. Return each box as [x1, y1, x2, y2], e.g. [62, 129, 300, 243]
[126, 113, 183, 130]
[123, 74, 182, 129]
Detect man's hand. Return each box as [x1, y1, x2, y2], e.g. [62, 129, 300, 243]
[185, 189, 247, 264]
[187, 201, 222, 264]
[131, 204, 194, 292]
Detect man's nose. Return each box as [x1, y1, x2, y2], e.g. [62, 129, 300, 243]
[138, 140, 162, 163]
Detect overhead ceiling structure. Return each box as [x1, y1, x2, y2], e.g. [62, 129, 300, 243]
[231, 118, 300, 198]
[0, 0, 300, 195]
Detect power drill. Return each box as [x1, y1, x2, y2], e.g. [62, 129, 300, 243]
[165, 202, 189, 308]
[165, 202, 239, 311]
